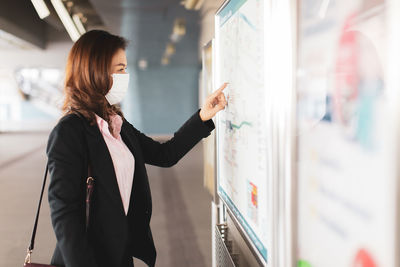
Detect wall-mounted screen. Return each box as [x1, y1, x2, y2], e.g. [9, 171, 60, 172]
[215, 0, 268, 263]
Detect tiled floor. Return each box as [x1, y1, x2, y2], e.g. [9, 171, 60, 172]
[0, 131, 211, 267]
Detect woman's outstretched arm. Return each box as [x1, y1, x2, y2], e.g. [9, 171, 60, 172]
[126, 83, 228, 167]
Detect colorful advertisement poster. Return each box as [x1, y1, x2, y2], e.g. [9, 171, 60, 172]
[297, 1, 397, 266]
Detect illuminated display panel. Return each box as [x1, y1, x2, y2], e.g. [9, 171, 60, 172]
[215, 0, 268, 263]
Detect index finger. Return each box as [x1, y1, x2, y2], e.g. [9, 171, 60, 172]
[212, 82, 228, 97]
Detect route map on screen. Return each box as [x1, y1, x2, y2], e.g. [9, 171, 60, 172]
[215, 0, 268, 262]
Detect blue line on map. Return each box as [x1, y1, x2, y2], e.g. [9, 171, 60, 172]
[218, 0, 248, 27]
[239, 12, 257, 31]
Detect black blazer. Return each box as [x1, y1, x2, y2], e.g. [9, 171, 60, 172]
[46, 110, 215, 267]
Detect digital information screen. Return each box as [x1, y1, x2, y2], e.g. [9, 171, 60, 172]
[215, 0, 268, 263]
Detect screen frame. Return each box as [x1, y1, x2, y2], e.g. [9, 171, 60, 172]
[214, 0, 268, 265]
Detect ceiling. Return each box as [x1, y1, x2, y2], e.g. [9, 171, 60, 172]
[89, 0, 201, 69]
[0, 0, 202, 68]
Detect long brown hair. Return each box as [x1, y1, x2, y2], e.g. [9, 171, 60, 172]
[62, 30, 128, 130]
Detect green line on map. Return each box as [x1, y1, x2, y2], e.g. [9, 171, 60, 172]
[223, 120, 253, 130]
[231, 121, 252, 129]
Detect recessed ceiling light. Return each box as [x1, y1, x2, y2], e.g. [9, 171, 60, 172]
[170, 18, 186, 43]
[51, 0, 81, 41]
[31, 0, 50, 19]
[161, 57, 170, 66]
[138, 59, 148, 70]
[181, 0, 204, 10]
[165, 43, 176, 56]
[72, 14, 86, 35]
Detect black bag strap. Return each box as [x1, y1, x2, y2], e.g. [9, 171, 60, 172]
[26, 113, 93, 264]
[28, 163, 49, 252]
[26, 163, 93, 264]
[86, 166, 94, 230]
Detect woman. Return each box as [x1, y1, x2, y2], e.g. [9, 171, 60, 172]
[46, 30, 227, 267]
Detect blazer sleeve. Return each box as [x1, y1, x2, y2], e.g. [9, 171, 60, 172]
[46, 119, 98, 267]
[126, 109, 215, 167]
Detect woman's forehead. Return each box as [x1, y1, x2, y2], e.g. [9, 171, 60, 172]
[112, 49, 127, 65]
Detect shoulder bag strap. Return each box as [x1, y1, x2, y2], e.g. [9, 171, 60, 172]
[27, 163, 48, 252]
[26, 163, 93, 263]
[26, 114, 94, 263]
[86, 166, 94, 230]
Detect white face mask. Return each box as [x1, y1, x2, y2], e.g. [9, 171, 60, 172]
[105, 73, 130, 105]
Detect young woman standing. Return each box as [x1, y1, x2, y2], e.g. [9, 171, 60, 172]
[46, 30, 227, 267]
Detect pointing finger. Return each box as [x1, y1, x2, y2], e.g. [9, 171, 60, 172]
[211, 82, 228, 98]
[218, 93, 226, 101]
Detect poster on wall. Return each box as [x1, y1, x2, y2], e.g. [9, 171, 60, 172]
[296, 0, 397, 266]
[215, 0, 268, 263]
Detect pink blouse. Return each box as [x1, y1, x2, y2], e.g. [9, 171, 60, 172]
[95, 114, 135, 215]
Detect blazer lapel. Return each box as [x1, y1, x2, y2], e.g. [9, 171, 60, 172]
[120, 122, 140, 166]
[120, 122, 144, 212]
[82, 118, 125, 216]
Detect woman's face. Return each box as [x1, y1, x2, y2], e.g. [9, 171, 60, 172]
[111, 48, 128, 74]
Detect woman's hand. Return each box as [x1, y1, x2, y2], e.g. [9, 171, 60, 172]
[199, 83, 228, 121]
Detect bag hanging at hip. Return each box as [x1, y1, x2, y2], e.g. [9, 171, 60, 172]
[24, 164, 94, 266]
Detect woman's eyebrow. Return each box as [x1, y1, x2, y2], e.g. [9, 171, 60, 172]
[114, 63, 127, 67]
